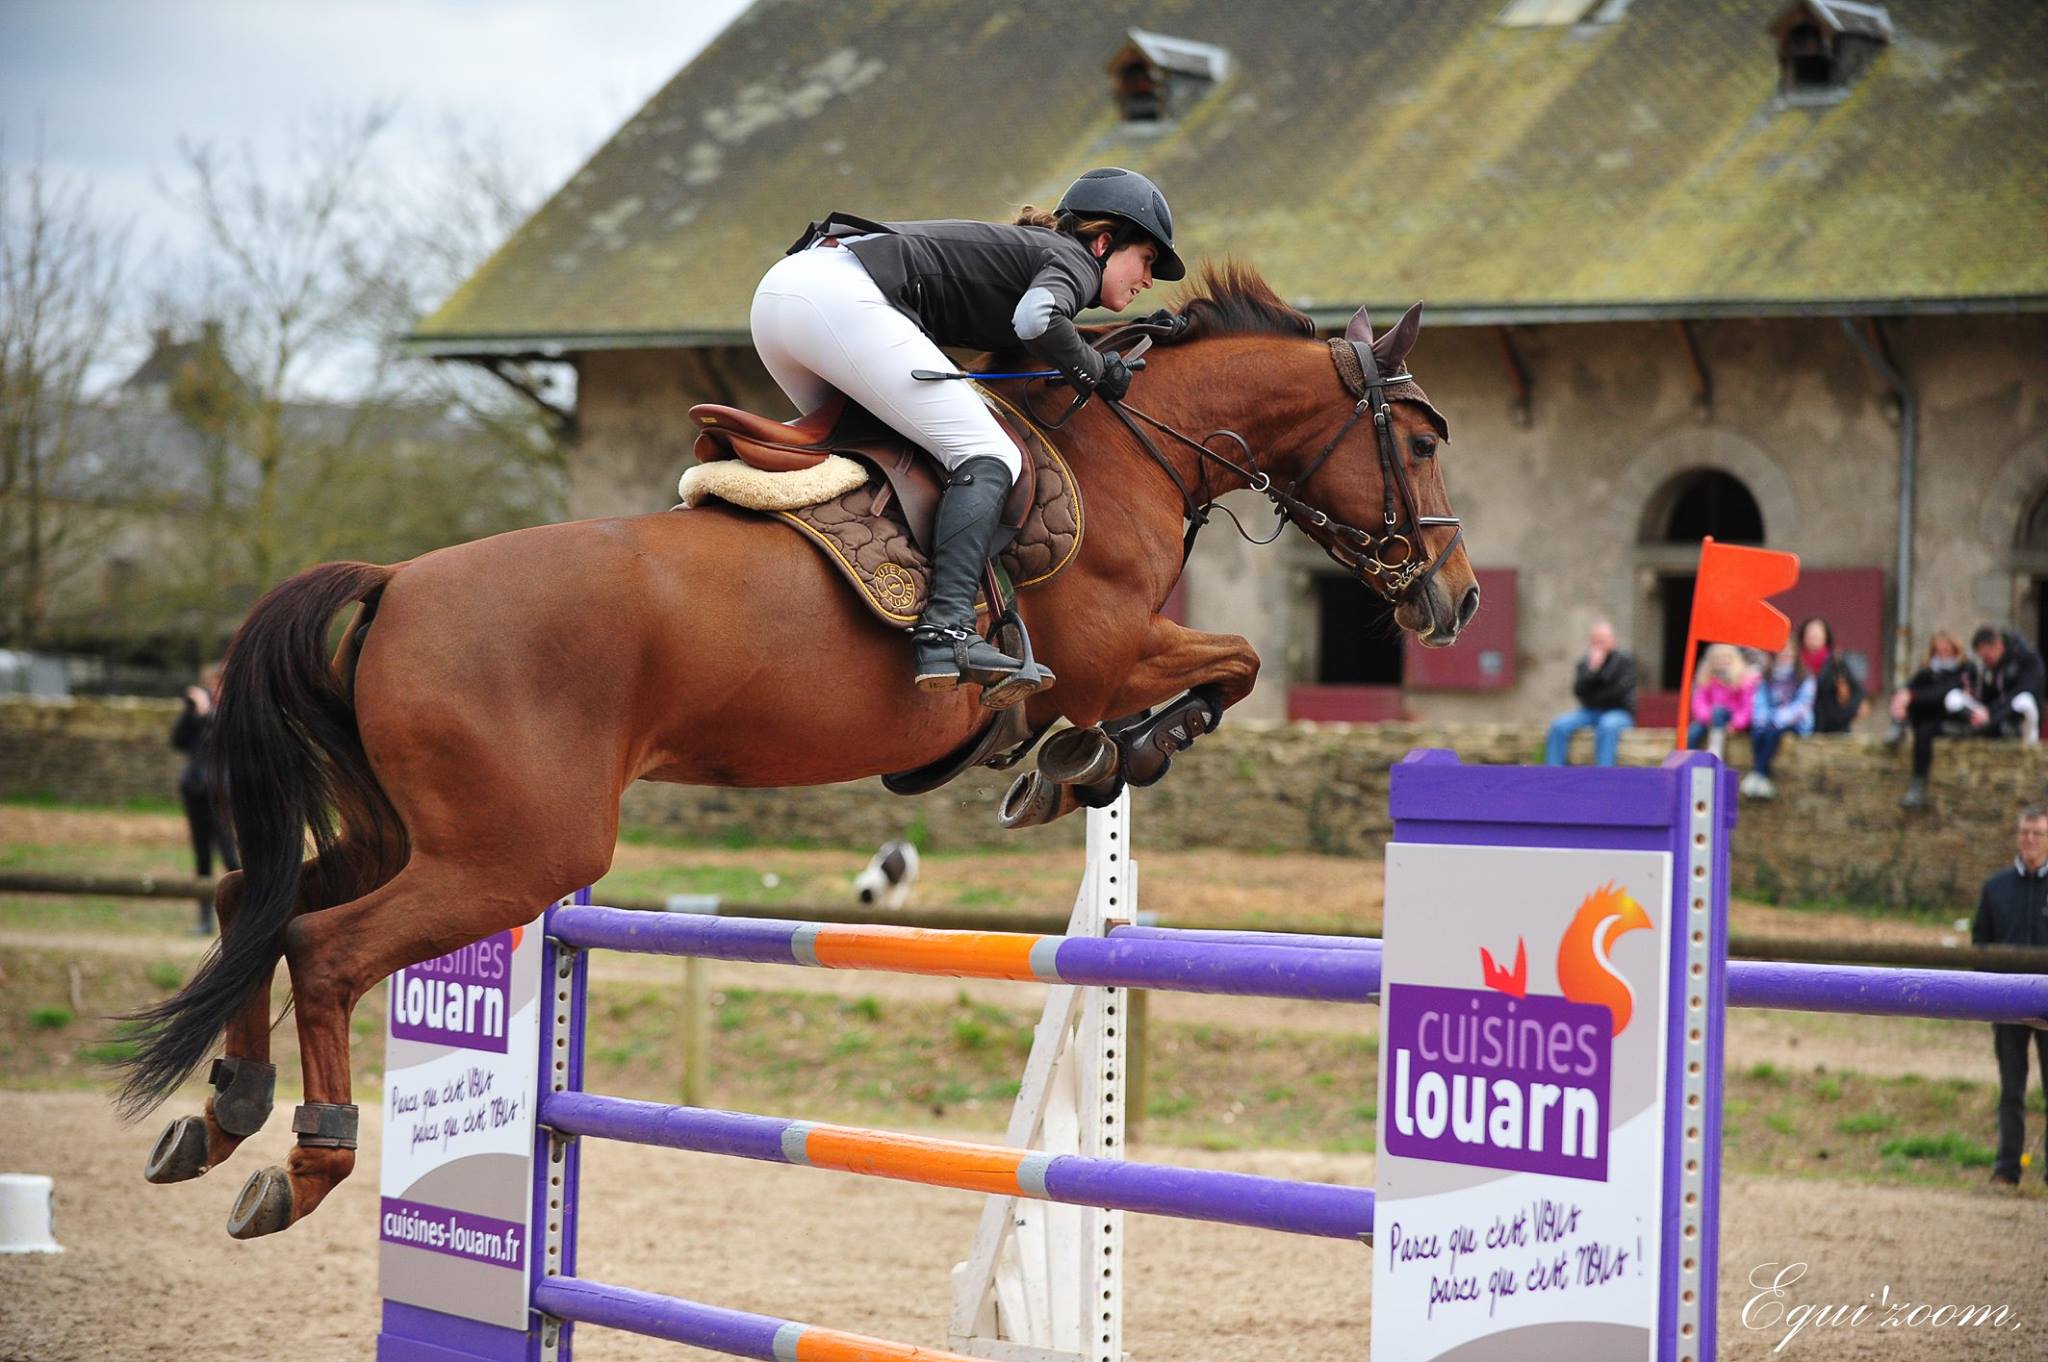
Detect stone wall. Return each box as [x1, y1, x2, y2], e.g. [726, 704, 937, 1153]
[0, 698, 187, 806]
[6, 698, 2039, 912]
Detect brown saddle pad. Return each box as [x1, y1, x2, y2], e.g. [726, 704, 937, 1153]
[772, 390, 1083, 625]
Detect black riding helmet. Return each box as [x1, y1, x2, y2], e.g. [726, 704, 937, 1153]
[1055, 167, 1186, 281]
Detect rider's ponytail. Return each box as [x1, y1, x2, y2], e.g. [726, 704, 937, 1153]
[1014, 205, 1149, 255]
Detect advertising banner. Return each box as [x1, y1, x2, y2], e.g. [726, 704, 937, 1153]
[1372, 843, 1676, 1362]
[378, 918, 545, 1330]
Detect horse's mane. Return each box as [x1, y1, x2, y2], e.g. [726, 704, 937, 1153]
[1160, 262, 1317, 345]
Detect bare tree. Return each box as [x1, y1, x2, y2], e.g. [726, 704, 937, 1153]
[159, 107, 563, 607]
[167, 106, 401, 587]
[0, 139, 130, 645]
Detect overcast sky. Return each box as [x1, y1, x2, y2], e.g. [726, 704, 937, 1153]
[1, 0, 752, 367]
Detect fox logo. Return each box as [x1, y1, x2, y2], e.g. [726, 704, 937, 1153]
[1476, 884, 1651, 1036]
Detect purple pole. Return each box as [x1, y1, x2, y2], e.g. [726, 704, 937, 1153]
[1114, 927, 2048, 1023]
[530, 1278, 798, 1360]
[1725, 960, 2048, 1023]
[540, 1091, 1373, 1241]
[1109, 924, 1379, 952]
[546, 906, 1382, 1003]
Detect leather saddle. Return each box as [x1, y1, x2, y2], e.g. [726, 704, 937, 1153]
[691, 395, 1038, 553]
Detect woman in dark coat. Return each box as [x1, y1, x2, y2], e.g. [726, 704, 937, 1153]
[170, 663, 239, 931]
[1799, 616, 1864, 734]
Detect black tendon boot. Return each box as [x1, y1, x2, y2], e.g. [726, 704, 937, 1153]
[913, 457, 1046, 701]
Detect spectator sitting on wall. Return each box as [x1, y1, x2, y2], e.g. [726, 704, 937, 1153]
[1976, 805, 2048, 1186]
[1972, 625, 2044, 746]
[1892, 631, 1980, 811]
[1799, 615, 1864, 734]
[1742, 640, 1813, 801]
[1686, 644, 1756, 760]
[170, 662, 240, 934]
[1543, 620, 1637, 768]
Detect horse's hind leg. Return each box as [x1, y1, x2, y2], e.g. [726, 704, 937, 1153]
[224, 849, 598, 1239]
[144, 870, 260, 1183]
[143, 864, 327, 1184]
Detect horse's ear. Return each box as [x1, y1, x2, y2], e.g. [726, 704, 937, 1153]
[1371, 302, 1424, 370]
[1343, 305, 1374, 343]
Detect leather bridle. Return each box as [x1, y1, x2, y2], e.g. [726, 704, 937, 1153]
[1027, 326, 1464, 608]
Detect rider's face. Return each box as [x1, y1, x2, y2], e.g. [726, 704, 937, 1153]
[1096, 238, 1157, 311]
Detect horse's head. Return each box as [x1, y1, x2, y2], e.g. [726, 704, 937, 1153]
[1292, 301, 1478, 646]
[1076, 265, 1478, 645]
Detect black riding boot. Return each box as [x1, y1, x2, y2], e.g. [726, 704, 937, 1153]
[913, 457, 1033, 695]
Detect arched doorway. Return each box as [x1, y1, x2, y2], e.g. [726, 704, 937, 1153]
[1641, 469, 1766, 689]
[2015, 487, 2048, 651]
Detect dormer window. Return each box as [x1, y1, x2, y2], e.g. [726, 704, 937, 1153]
[1770, 0, 1892, 102]
[1107, 29, 1229, 126]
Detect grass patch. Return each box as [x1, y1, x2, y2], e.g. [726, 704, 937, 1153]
[1, 791, 183, 816]
[1879, 1132, 1996, 1168]
[29, 1006, 74, 1030]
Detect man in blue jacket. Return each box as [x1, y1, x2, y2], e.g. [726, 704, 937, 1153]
[1543, 620, 1637, 767]
[1975, 806, 2048, 1185]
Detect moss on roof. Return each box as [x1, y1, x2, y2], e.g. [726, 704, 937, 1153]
[415, 0, 2048, 351]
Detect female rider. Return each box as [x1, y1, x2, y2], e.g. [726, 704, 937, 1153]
[754, 167, 1184, 707]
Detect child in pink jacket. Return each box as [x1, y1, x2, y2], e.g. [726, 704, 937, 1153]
[1688, 644, 1758, 753]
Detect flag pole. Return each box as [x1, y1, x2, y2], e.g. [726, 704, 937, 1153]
[1672, 536, 1714, 752]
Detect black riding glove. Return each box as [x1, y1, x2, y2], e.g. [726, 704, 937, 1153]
[1094, 351, 1133, 402]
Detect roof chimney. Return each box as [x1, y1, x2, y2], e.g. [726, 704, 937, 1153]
[1108, 29, 1229, 126]
[1770, 1, 1893, 102]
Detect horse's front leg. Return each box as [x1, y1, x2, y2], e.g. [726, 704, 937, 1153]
[1093, 613, 1261, 720]
[1003, 616, 1258, 828]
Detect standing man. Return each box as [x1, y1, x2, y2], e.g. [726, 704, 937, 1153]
[1544, 620, 1638, 768]
[1975, 806, 2048, 1186]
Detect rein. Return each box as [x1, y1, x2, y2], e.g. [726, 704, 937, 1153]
[1027, 325, 1463, 607]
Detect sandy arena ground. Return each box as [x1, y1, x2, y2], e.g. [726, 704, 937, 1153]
[3, 1089, 2045, 1362]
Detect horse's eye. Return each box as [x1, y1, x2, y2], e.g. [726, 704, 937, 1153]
[1410, 435, 1437, 460]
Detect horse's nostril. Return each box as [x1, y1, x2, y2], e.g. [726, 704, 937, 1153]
[1458, 585, 1482, 629]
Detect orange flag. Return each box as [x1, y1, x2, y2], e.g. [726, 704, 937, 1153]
[1675, 537, 1801, 752]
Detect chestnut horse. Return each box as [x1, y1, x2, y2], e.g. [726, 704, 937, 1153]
[120, 265, 1478, 1239]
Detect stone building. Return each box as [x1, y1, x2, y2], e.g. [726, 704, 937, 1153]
[412, 0, 2048, 724]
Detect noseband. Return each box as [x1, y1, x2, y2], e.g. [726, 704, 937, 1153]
[1052, 331, 1464, 608]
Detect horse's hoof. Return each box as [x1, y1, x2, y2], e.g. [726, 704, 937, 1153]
[999, 771, 1082, 830]
[144, 1115, 211, 1184]
[1039, 726, 1119, 787]
[226, 1166, 294, 1239]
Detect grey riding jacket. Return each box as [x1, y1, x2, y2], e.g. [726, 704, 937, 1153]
[787, 214, 1109, 387]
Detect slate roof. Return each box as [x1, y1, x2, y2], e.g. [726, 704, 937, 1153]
[412, 0, 2048, 355]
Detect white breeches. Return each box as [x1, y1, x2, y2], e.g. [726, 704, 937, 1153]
[750, 247, 1021, 482]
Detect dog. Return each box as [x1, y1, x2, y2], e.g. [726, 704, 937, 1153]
[854, 839, 920, 910]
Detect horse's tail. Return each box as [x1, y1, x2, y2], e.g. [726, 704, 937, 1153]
[115, 560, 403, 1118]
